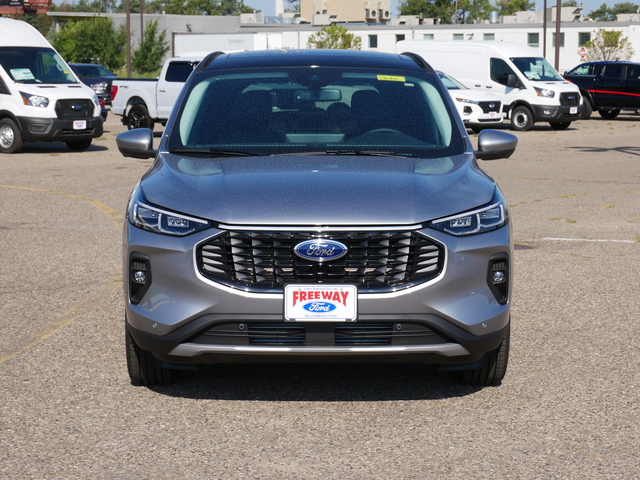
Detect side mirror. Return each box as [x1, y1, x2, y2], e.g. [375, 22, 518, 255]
[506, 74, 522, 89]
[474, 130, 518, 160]
[116, 128, 157, 159]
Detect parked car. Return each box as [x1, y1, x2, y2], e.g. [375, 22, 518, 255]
[70, 63, 116, 104]
[116, 49, 517, 387]
[437, 71, 504, 132]
[563, 61, 640, 119]
[111, 54, 205, 130]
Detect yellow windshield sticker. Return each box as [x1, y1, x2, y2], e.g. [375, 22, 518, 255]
[377, 75, 406, 82]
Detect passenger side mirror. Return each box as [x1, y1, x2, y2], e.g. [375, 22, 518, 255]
[474, 130, 518, 160]
[116, 128, 157, 159]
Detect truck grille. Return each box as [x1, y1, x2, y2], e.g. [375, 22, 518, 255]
[559, 92, 580, 106]
[478, 101, 501, 113]
[55, 99, 94, 120]
[198, 229, 444, 293]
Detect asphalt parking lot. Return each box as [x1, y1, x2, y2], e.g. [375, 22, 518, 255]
[1, 113, 638, 479]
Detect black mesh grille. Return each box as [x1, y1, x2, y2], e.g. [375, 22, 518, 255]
[198, 229, 444, 293]
[335, 324, 393, 345]
[248, 324, 306, 345]
[478, 101, 501, 113]
[55, 99, 94, 120]
[559, 92, 580, 106]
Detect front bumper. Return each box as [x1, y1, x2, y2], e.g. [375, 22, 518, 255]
[124, 221, 512, 368]
[531, 104, 582, 123]
[17, 115, 104, 142]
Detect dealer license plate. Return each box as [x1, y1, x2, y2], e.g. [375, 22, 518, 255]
[284, 284, 357, 321]
[73, 120, 87, 130]
[570, 107, 578, 114]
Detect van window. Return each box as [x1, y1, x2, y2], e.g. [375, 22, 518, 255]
[0, 47, 76, 84]
[510, 57, 563, 81]
[490, 58, 517, 86]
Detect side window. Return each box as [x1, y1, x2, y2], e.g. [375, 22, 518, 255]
[626, 65, 639, 80]
[569, 64, 593, 75]
[602, 64, 623, 79]
[490, 58, 516, 86]
[165, 62, 197, 83]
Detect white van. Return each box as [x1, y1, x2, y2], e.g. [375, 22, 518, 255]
[0, 18, 103, 153]
[396, 40, 583, 131]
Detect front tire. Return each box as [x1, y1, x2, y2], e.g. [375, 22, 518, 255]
[459, 326, 510, 386]
[581, 98, 593, 119]
[599, 108, 620, 119]
[126, 104, 154, 130]
[66, 139, 92, 151]
[510, 106, 534, 131]
[126, 329, 174, 386]
[0, 118, 24, 154]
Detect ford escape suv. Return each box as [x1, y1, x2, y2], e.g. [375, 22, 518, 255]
[116, 50, 517, 387]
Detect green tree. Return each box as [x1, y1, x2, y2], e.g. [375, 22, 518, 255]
[611, 2, 640, 15]
[584, 29, 635, 61]
[456, 0, 493, 23]
[307, 25, 362, 50]
[132, 19, 170, 74]
[587, 3, 614, 21]
[50, 17, 126, 71]
[495, 0, 535, 16]
[143, 0, 255, 15]
[399, 0, 455, 23]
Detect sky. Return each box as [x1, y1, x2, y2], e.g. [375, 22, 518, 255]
[242, 1, 610, 19]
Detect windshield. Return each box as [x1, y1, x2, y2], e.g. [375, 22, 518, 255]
[437, 72, 467, 90]
[0, 47, 77, 84]
[74, 64, 115, 77]
[167, 65, 464, 159]
[510, 57, 563, 81]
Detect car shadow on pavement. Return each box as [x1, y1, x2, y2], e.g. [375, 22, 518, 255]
[18, 143, 109, 154]
[146, 363, 487, 401]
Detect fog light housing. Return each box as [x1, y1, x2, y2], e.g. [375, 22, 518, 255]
[129, 253, 151, 304]
[487, 253, 509, 305]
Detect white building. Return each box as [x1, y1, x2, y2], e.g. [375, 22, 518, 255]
[48, 8, 640, 73]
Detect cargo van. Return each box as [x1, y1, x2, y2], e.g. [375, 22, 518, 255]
[0, 18, 103, 153]
[396, 40, 583, 131]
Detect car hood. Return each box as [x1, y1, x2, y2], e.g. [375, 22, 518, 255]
[140, 153, 496, 225]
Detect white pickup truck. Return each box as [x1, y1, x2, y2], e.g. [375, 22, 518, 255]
[111, 53, 206, 130]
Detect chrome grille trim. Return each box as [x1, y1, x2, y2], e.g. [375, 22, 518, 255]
[197, 228, 445, 293]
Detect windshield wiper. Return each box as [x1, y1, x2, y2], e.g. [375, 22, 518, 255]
[171, 148, 254, 157]
[276, 150, 413, 157]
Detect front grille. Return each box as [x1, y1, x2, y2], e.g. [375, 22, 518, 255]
[478, 101, 501, 113]
[559, 92, 580, 106]
[198, 229, 444, 293]
[335, 324, 393, 345]
[55, 99, 93, 120]
[190, 322, 447, 347]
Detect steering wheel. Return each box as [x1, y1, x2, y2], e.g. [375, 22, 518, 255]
[365, 128, 403, 135]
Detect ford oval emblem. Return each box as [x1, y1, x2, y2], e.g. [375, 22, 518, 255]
[303, 302, 337, 312]
[294, 239, 348, 262]
[71, 104, 84, 110]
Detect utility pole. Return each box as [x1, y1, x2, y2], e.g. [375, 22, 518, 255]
[554, 0, 561, 70]
[126, 0, 131, 76]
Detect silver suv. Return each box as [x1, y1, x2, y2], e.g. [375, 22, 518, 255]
[117, 50, 517, 387]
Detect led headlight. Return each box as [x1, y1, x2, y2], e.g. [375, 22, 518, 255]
[127, 185, 211, 236]
[20, 92, 49, 108]
[454, 97, 479, 104]
[534, 87, 555, 98]
[430, 192, 508, 236]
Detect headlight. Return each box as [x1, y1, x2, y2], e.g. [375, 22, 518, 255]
[534, 87, 555, 98]
[430, 193, 508, 236]
[92, 94, 100, 107]
[20, 92, 49, 108]
[127, 185, 211, 236]
[454, 97, 479, 104]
